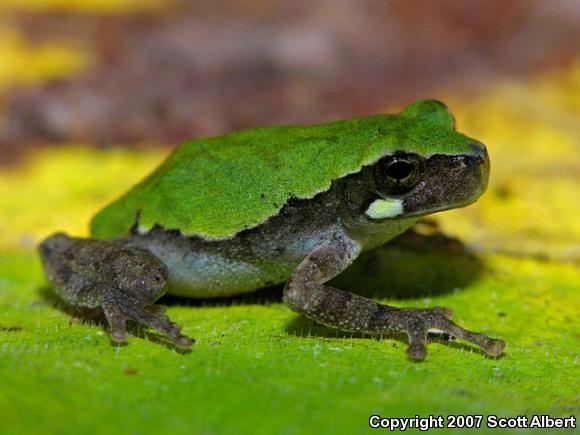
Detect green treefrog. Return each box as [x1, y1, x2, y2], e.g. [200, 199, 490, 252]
[39, 100, 505, 360]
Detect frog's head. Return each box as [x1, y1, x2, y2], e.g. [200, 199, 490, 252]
[362, 100, 489, 221]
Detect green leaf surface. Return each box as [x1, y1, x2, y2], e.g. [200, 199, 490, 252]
[0, 249, 578, 435]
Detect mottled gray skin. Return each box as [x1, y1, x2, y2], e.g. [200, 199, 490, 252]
[39, 235, 192, 347]
[39, 149, 505, 359]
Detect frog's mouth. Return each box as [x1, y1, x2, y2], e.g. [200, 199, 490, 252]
[400, 151, 489, 218]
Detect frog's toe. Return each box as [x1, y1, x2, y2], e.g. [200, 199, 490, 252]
[137, 306, 194, 349]
[405, 317, 428, 361]
[406, 343, 427, 361]
[102, 305, 129, 343]
[482, 338, 506, 356]
[110, 327, 130, 343]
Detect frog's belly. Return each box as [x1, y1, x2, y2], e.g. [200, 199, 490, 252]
[127, 230, 320, 298]
[161, 250, 299, 298]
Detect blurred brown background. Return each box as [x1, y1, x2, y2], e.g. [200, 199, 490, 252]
[0, 0, 579, 163]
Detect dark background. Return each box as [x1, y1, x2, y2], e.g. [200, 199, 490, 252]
[0, 0, 578, 163]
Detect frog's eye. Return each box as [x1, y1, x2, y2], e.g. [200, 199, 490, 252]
[374, 153, 424, 194]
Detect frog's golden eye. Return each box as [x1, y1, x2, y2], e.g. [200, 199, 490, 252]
[374, 153, 424, 194]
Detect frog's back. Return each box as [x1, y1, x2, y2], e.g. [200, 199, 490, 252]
[90, 101, 472, 241]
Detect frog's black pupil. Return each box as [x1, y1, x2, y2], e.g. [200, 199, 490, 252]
[386, 160, 414, 180]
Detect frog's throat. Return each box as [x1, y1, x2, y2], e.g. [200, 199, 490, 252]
[365, 198, 404, 220]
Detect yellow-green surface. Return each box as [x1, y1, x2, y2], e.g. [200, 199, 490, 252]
[0, 250, 577, 434]
[0, 67, 579, 434]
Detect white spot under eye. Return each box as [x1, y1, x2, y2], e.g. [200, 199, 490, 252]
[137, 225, 150, 235]
[365, 198, 404, 219]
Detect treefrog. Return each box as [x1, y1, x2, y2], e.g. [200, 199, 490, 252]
[39, 100, 505, 360]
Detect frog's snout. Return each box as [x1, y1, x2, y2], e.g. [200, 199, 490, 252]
[400, 145, 490, 217]
[470, 142, 490, 194]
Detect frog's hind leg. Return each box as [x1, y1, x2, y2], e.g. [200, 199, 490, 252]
[283, 231, 505, 361]
[39, 232, 193, 349]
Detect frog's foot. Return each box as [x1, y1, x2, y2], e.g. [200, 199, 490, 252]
[103, 289, 193, 349]
[400, 307, 505, 361]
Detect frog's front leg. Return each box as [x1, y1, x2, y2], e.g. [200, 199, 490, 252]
[38, 233, 193, 348]
[284, 232, 505, 361]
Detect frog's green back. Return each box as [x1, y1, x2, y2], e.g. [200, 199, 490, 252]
[91, 100, 477, 240]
